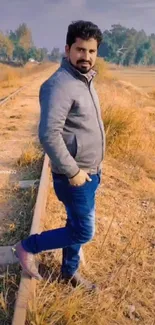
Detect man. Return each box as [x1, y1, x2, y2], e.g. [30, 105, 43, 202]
[3, 20, 106, 289]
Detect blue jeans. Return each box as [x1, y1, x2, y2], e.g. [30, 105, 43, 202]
[22, 170, 101, 276]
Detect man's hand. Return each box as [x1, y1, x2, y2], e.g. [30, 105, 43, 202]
[69, 169, 92, 186]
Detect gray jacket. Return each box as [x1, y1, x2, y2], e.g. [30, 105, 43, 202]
[38, 57, 106, 178]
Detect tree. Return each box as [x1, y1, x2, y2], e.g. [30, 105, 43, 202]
[8, 30, 18, 47]
[0, 32, 14, 60]
[98, 24, 155, 66]
[7, 23, 33, 64]
[15, 23, 33, 50]
[98, 30, 117, 62]
[13, 45, 28, 64]
[50, 47, 62, 62]
[135, 41, 151, 64]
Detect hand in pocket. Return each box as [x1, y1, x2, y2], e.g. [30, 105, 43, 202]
[69, 169, 92, 187]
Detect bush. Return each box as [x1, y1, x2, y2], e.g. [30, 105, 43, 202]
[94, 57, 112, 83]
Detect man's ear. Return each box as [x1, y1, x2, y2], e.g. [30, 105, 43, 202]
[65, 44, 70, 57]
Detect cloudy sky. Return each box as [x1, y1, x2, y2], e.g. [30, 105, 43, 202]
[1, 0, 155, 51]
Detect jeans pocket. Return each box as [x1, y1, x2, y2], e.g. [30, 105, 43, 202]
[62, 133, 77, 158]
[69, 180, 87, 189]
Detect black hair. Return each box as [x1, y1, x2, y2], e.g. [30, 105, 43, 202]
[66, 20, 103, 49]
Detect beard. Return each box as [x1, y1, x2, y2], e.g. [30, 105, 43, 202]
[69, 59, 93, 74]
[76, 65, 91, 74]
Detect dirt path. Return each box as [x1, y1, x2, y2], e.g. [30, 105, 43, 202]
[0, 64, 58, 238]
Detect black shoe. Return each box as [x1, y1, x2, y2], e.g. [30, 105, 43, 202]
[59, 271, 97, 291]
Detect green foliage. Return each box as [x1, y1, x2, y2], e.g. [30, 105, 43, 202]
[50, 47, 62, 62]
[99, 24, 155, 66]
[0, 32, 14, 60]
[13, 45, 28, 64]
[0, 23, 63, 65]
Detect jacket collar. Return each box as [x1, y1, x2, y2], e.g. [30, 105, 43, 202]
[61, 56, 96, 84]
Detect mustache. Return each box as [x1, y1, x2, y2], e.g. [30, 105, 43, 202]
[77, 60, 91, 64]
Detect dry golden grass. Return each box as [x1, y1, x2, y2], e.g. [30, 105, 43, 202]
[16, 141, 43, 167]
[95, 72, 155, 177]
[0, 264, 21, 323]
[15, 141, 44, 181]
[94, 57, 115, 83]
[0, 64, 21, 88]
[101, 100, 154, 170]
[0, 61, 54, 98]
[111, 65, 155, 92]
[149, 89, 155, 100]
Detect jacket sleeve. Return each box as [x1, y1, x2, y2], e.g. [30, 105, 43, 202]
[38, 80, 80, 178]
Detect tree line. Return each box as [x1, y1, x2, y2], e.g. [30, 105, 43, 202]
[0, 23, 62, 65]
[98, 24, 155, 65]
[1, 23, 155, 66]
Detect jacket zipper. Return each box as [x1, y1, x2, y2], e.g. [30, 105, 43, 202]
[88, 81, 104, 160]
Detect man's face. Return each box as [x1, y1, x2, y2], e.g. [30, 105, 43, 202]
[65, 37, 98, 74]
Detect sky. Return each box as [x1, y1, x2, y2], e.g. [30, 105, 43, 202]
[0, 0, 155, 52]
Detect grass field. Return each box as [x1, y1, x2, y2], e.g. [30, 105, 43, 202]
[0, 61, 54, 100]
[110, 64, 155, 92]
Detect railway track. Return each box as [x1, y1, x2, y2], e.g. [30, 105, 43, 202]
[0, 65, 56, 107]
[0, 85, 28, 107]
[0, 74, 85, 324]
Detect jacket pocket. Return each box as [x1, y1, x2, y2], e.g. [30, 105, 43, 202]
[74, 134, 82, 160]
[62, 132, 77, 158]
